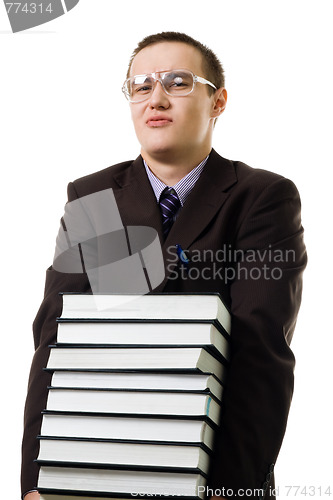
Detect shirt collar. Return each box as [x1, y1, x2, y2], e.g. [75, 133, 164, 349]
[143, 155, 209, 207]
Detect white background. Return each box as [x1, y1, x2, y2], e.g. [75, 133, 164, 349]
[0, 1, 332, 498]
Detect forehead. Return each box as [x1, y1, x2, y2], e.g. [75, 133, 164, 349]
[130, 41, 204, 77]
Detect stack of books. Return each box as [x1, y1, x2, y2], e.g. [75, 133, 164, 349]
[37, 293, 231, 500]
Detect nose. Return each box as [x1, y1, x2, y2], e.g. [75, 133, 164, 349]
[148, 80, 170, 109]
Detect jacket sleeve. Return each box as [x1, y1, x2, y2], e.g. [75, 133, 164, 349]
[208, 176, 307, 498]
[20, 182, 91, 496]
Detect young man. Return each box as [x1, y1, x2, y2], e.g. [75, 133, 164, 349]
[22, 32, 307, 499]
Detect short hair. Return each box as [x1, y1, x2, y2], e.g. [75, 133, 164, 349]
[126, 31, 225, 94]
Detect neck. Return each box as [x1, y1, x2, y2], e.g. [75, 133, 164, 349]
[141, 146, 212, 185]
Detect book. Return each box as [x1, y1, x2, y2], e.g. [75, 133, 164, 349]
[39, 496, 129, 500]
[56, 320, 229, 359]
[49, 371, 224, 401]
[39, 496, 143, 500]
[37, 466, 206, 498]
[59, 293, 231, 335]
[37, 436, 211, 474]
[40, 413, 216, 449]
[37, 293, 230, 499]
[45, 388, 221, 425]
[39, 496, 141, 500]
[46, 346, 226, 381]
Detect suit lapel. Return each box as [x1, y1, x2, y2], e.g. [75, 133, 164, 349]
[160, 149, 238, 289]
[112, 155, 164, 242]
[164, 149, 237, 250]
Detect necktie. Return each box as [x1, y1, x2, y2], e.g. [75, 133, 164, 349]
[159, 187, 181, 238]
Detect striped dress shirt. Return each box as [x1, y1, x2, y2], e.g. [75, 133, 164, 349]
[143, 154, 209, 220]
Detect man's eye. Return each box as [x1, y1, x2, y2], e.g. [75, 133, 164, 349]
[168, 76, 191, 88]
[172, 81, 188, 87]
[134, 85, 152, 93]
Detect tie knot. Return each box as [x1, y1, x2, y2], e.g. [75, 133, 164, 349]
[159, 188, 181, 238]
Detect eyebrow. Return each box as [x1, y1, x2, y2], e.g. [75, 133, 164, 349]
[130, 68, 192, 77]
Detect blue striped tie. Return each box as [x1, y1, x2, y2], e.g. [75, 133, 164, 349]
[159, 187, 181, 238]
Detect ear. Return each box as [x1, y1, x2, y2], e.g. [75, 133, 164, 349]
[211, 87, 227, 118]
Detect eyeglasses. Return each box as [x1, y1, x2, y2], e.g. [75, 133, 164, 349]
[122, 69, 217, 103]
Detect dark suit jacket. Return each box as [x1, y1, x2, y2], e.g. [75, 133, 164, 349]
[21, 149, 307, 499]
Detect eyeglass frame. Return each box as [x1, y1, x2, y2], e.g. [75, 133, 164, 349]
[122, 69, 217, 103]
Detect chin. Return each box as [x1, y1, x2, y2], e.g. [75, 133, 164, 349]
[143, 140, 176, 157]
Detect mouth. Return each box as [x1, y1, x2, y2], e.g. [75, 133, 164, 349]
[146, 117, 173, 127]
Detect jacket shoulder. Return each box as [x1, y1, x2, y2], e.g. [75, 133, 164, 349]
[233, 160, 300, 199]
[68, 159, 134, 201]
[235, 159, 290, 184]
[210, 150, 298, 196]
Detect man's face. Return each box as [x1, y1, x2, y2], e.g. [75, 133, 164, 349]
[129, 42, 221, 163]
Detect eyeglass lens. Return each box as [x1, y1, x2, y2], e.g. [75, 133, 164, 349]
[127, 70, 194, 101]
